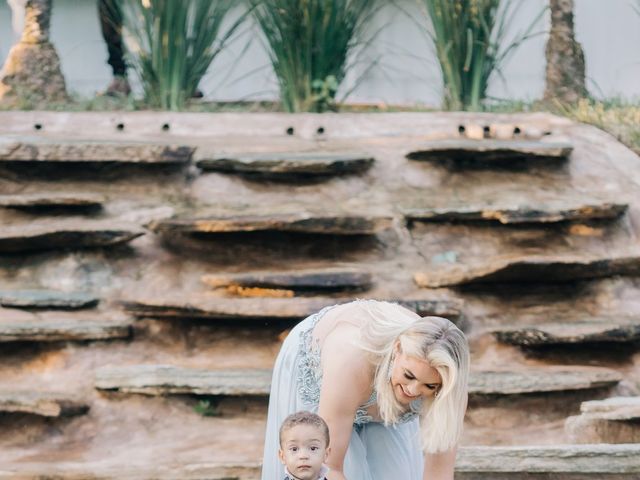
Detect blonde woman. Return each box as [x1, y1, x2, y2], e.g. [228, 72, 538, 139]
[262, 299, 469, 480]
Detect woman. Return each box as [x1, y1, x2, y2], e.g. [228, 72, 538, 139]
[262, 299, 469, 480]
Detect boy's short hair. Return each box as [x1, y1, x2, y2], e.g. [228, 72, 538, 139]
[279, 411, 330, 447]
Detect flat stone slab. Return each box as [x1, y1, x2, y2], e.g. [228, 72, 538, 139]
[95, 365, 272, 396]
[0, 137, 193, 164]
[493, 318, 640, 346]
[0, 290, 99, 309]
[121, 296, 464, 322]
[456, 444, 640, 475]
[0, 193, 104, 210]
[201, 267, 372, 292]
[0, 391, 88, 417]
[0, 312, 132, 342]
[195, 151, 374, 178]
[404, 202, 627, 225]
[148, 213, 393, 236]
[580, 396, 640, 420]
[414, 254, 640, 287]
[469, 367, 621, 395]
[0, 220, 145, 253]
[406, 139, 573, 164]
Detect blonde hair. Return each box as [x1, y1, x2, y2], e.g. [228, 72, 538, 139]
[356, 300, 469, 453]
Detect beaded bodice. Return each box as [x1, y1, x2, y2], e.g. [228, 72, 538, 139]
[297, 305, 420, 426]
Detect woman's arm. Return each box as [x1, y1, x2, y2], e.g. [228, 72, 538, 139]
[318, 326, 373, 480]
[423, 448, 457, 480]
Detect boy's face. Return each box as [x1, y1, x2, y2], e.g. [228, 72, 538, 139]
[278, 424, 330, 480]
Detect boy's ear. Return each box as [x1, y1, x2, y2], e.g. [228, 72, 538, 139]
[324, 446, 331, 462]
[278, 448, 286, 465]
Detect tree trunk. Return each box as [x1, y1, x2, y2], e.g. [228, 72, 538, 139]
[543, 0, 588, 104]
[0, 0, 68, 107]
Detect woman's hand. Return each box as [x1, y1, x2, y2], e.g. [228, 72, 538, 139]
[423, 448, 457, 480]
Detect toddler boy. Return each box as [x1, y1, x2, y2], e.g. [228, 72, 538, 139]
[279, 411, 331, 480]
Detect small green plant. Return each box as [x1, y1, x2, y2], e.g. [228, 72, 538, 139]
[115, 0, 248, 110]
[420, 0, 545, 111]
[251, 0, 380, 112]
[194, 399, 220, 417]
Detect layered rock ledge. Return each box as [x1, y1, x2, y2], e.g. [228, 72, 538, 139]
[0, 391, 88, 417]
[147, 213, 393, 236]
[493, 317, 640, 346]
[0, 220, 145, 252]
[565, 396, 640, 444]
[403, 201, 627, 225]
[0, 192, 104, 210]
[122, 296, 464, 322]
[0, 290, 98, 309]
[406, 139, 573, 164]
[195, 151, 374, 178]
[0, 137, 193, 164]
[201, 267, 372, 292]
[414, 254, 640, 287]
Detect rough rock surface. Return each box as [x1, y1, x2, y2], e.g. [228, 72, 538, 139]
[0, 391, 88, 417]
[414, 254, 640, 287]
[195, 151, 374, 178]
[0, 193, 104, 210]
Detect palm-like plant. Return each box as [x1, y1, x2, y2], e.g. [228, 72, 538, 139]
[251, 0, 380, 113]
[116, 0, 247, 110]
[421, 0, 544, 111]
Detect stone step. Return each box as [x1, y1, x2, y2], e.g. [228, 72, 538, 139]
[492, 317, 640, 346]
[201, 267, 372, 293]
[0, 193, 104, 211]
[565, 397, 640, 444]
[0, 290, 98, 309]
[95, 365, 619, 397]
[469, 367, 621, 395]
[0, 137, 193, 164]
[95, 366, 272, 396]
[0, 309, 132, 342]
[195, 150, 374, 178]
[121, 296, 464, 323]
[456, 444, 640, 478]
[0, 391, 88, 417]
[0, 462, 261, 480]
[403, 201, 627, 225]
[0, 220, 144, 253]
[406, 139, 573, 165]
[414, 254, 640, 288]
[147, 212, 393, 236]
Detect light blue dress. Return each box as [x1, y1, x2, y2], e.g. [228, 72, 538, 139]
[261, 306, 424, 480]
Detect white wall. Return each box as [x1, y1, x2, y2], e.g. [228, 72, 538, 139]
[0, 0, 639, 105]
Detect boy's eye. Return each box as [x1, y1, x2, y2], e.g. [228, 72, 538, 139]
[289, 447, 297, 452]
[310, 446, 318, 451]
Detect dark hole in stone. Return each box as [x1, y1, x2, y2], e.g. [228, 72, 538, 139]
[316, 126, 325, 135]
[162, 123, 170, 131]
[286, 127, 295, 136]
[34, 123, 43, 131]
[483, 125, 490, 137]
[458, 125, 465, 134]
[514, 126, 521, 135]
[116, 123, 125, 131]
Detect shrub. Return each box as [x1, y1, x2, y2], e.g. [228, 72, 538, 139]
[251, 0, 380, 112]
[420, 0, 544, 111]
[116, 0, 248, 110]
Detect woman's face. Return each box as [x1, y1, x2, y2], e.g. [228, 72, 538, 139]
[390, 346, 442, 405]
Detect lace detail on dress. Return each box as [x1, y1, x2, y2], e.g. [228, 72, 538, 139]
[296, 304, 421, 426]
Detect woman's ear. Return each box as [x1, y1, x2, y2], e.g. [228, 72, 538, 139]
[393, 340, 402, 355]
